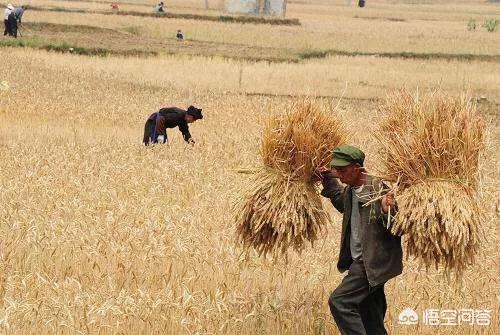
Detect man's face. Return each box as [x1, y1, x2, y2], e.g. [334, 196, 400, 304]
[333, 163, 362, 185]
[185, 115, 195, 123]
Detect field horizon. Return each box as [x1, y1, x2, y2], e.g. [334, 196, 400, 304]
[1, 0, 499, 334]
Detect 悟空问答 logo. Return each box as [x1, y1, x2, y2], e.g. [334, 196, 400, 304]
[399, 307, 418, 325]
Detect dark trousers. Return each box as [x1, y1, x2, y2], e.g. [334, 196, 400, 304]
[7, 16, 17, 38]
[329, 260, 388, 335]
[3, 19, 8, 36]
[143, 113, 167, 145]
[143, 118, 156, 145]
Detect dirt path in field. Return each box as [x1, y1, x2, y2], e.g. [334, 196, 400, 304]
[18, 22, 296, 62]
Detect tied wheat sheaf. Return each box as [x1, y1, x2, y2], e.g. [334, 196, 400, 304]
[376, 90, 486, 274]
[236, 100, 346, 257]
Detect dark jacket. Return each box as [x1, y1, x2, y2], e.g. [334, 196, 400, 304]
[11, 7, 23, 23]
[153, 107, 192, 142]
[321, 173, 403, 287]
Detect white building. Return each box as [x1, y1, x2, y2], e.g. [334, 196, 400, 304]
[225, 0, 286, 16]
[225, 0, 257, 14]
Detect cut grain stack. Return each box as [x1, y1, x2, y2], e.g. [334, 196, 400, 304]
[236, 100, 346, 257]
[376, 90, 487, 274]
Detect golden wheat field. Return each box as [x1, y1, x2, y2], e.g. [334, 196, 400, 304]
[0, 0, 499, 334]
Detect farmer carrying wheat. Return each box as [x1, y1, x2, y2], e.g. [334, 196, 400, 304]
[318, 144, 402, 335]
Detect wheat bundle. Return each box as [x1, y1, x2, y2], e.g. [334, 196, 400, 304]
[376, 90, 486, 273]
[236, 100, 346, 257]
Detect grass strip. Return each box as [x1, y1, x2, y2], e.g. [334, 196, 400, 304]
[27, 5, 301, 26]
[299, 49, 500, 62]
[0, 38, 157, 57]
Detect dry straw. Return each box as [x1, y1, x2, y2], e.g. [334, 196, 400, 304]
[236, 100, 346, 257]
[376, 89, 486, 273]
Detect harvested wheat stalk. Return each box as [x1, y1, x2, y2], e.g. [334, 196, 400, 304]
[376, 89, 486, 273]
[236, 100, 346, 257]
[236, 169, 328, 257]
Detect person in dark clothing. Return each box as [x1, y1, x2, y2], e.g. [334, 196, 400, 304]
[155, 2, 165, 13]
[318, 144, 402, 335]
[176, 29, 184, 41]
[6, 11, 16, 37]
[143, 105, 203, 145]
[7, 5, 25, 38]
[4, 4, 13, 36]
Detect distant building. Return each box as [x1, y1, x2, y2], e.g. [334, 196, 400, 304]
[264, 0, 286, 16]
[225, 0, 286, 16]
[225, 0, 257, 14]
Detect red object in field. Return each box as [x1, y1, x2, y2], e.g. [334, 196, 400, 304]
[111, 3, 119, 10]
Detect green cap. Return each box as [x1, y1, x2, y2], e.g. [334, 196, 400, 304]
[331, 145, 365, 167]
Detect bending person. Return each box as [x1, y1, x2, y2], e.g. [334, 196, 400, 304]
[143, 105, 203, 145]
[7, 5, 25, 38]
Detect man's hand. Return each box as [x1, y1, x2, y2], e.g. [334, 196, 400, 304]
[314, 166, 339, 181]
[381, 193, 396, 214]
[316, 166, 330, 175]
[318, 166, 340, 178]
[188, 138, 195, 146]
[314, 166, 329, 181]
